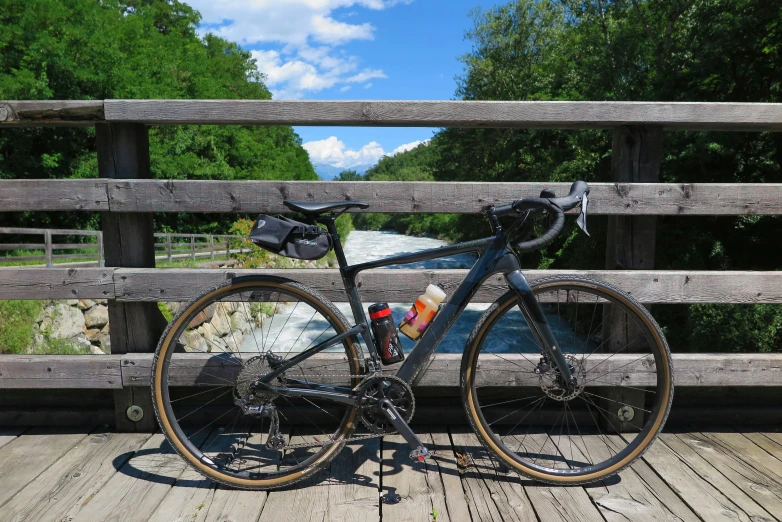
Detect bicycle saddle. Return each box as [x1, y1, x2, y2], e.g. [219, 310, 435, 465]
[283, 200, 369, 214]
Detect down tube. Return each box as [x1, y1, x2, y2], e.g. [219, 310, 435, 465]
[395, 241, 515, 384]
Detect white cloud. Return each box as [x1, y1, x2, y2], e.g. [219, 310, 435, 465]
[339, 85, 352, 92]
[304, 137, 385, 168]
[304, 137, 429, 168]
[391, 139, 429, 155]
[187, 0, 409, 98]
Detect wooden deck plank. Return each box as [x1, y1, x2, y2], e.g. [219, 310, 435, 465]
[678, 432, 782, 519]
[0, 431, 151, 522]
[507, 433, 605, 522]
[147, 426, 272, 522]
[429, 430, 472, 522]
[703, 432, 782, 486]
[0, 427, 25, 450]
[72, 431, 209, 522]
[644, 433, 771, 522]
[743, 431, 782, 461]
[0, 428, 90, 507]
[604, 435, 701, 522]
[450, 430, 542, 522]
[572, 435, 700, 522]
[258, 431, 378, 521]
[381, 432, 448, 522]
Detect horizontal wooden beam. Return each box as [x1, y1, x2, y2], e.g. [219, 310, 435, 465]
[2, 267, 782, 304]
[101, 100, 782, 130]
[0, 355, 122, 388]
[0, 268, 113, 300]
[0, 100, 104, 126]
[3, 179, 782, 215]
[112, 268, 782, 304]
[0, 353, 779, 389]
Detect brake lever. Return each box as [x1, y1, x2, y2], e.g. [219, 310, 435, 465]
[576, 193, 590, 236]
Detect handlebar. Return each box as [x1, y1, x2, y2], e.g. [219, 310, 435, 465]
[492, 180, 590, 253]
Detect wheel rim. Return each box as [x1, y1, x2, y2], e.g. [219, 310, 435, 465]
[153, 280, 360, 487]
[466, 280, 672, 480]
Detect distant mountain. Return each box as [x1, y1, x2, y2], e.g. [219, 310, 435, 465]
[314, 164, 371, 180]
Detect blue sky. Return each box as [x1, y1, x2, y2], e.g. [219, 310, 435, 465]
[187, 0, 490, 177]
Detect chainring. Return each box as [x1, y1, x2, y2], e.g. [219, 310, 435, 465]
[357, 375, 415, 434]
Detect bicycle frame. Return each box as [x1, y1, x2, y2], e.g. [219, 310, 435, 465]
[260, 214, 575, 405]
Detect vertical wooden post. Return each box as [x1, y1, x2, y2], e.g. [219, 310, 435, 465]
[97, 122, 167, 432]
[210, 235, 215, 259]
[97, 231, 105, 268]
[225, 238, 229, 257]
[602, 126, 663, 432]
[166, 234, 172, 262]
[44, 230, 53, 268]
[190, 234, 195, 260]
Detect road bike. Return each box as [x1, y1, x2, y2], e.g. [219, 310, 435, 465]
[151, 180, 673, 489]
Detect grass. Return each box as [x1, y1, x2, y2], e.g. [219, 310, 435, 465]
[0, 300, 88, 355]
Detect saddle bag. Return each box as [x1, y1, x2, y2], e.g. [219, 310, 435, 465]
[249, 214, 332, 260]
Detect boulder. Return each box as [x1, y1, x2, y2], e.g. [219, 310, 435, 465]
[222, 331, 244, 352]
[189, 303, 216, 328]
[40, 303, 85, 340]
[77, 299, 96, 310]
[99, 335, 111, 353]
[182, 330, 208, 353]
[230, 312, 251, 335]
[85, 328, 101, 342]
[84, 304, 109, 329]
[208, 336, 228, 353]
[66, 299, 79, 306]
[101, 323, 110, 334]
[89, 345, 105, 355]
[210, 310, 231, 337]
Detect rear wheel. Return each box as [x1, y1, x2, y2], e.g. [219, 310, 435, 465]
[461, 277, 673, 484]
[151, 276, 362, 490]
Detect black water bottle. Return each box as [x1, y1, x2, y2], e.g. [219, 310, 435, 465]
[369, 302, 404, 365]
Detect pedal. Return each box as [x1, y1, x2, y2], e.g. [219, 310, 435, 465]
[409, 446, 432, 462]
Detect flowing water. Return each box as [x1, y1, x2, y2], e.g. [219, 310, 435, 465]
[241, 230, 582, 355]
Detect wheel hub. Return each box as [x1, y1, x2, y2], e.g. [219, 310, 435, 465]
[234, 354, 285, 410]
[539, 354, 586, 401]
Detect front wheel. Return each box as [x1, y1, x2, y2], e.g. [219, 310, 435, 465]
[461, 277, 673, 485]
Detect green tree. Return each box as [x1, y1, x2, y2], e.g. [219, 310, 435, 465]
[0, 0, 316, 233]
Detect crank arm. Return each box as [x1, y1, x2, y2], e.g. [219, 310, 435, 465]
[379, 399, 431, 462]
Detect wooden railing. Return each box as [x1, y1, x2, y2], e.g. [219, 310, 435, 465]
[0, 228, 245, 267]
[1, 99, 782, 430]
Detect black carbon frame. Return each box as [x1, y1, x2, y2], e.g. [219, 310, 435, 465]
[266, 213, 574, 404]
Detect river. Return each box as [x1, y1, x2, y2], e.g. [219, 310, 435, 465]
[241, 230, 580, 355]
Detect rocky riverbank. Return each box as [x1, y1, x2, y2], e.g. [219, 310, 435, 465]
[34, 299, 110, 354]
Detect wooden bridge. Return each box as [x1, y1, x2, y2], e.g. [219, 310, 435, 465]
[1, 99, 782, 520]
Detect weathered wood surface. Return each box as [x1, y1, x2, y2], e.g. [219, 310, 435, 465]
[0, 431, 151, 522]
[113, 267, 782, 304]
[2, 427, 781, 521]
[0, 267, 113, 299]
[4, 266, 782, 304]
[0, 100, 103, 126]
[0, 355, 122, 389]
[0, 352, 780, 389]
[0, 428, 90, 507]
[103, 100, 782, 130]
[5, 178, 782, 215]
[0, 180, 108, 211]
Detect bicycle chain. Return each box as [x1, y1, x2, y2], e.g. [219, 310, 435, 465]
[278, 371, 387, 449]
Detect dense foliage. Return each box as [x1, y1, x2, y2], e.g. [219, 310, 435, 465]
[0, 0, 316, 233]
[346, 0, 782, 353]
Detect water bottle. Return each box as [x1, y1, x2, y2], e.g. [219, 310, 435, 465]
[369, 302, 404, 365]
[399, 284, 447, 340]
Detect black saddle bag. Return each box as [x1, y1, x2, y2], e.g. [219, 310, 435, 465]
[249, 214, 332, 260]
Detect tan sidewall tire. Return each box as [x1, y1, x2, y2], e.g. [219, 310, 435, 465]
[151, 276, 362, 490]
[460, 277, 673, 485]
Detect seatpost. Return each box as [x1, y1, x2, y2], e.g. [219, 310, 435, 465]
[318, 215, 349, 268]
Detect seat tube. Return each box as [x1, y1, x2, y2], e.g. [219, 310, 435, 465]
[505, 270, 575, 383]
